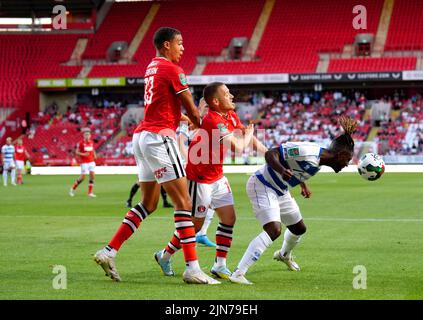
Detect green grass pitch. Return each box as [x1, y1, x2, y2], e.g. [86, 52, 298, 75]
[0, 173, 422, 300]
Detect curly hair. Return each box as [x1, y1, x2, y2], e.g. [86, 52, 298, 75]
[331, 116, 358, 153]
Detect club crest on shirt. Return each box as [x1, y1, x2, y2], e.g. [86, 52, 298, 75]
[179, 73, 187, 86]
[197, 205, 206, 213]
[217, 123, 228, 133]
[287, 147, 300, 157]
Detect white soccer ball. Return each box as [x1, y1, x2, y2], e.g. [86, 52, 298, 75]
[357, 153, 385, 181]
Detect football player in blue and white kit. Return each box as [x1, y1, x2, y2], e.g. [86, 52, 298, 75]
[1, 137, 16, 186]
[230, 117, 357, 284]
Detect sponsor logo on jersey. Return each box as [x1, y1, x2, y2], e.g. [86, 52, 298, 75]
[287, 147, 300, 157]
[217, 123, 228, 133]
[179, 73, 187, 86]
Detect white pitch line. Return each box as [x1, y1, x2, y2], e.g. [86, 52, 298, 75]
[1, 215, 423, 222]
[147, 216, 423, 223]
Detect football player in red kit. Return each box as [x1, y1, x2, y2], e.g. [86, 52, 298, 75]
[14, 138, 30, 185]
[94, 27, 218, 284]
[69, 130, 97, 197]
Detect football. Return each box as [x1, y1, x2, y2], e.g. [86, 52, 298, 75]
[357, 153, 385, 181]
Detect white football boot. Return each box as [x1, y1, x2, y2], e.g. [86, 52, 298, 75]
[229, 270, 253, 285]
[94, 249, 121, 282]
[273, 250, 300, 271]
[182, 268, 221, 284]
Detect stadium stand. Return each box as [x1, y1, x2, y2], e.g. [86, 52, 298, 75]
[82, 1, 151, 60]
[328, 57, 417, 72]
[131, 0, 265, 75]
[88, 64, 146, 77]
[203, 0, 384, 74]
[0, 34, 81, 111]
[1, 0, 423, 159]
[23, 104, 125, 165]
[385, 0, 423, 51]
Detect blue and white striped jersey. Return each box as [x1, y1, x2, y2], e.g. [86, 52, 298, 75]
[255, 142, 324, 196]
[1, 144, 15, 162]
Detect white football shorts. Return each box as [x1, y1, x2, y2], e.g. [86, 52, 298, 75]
[246, 174, 302, 226]
[189, 176, 234, 218]
[133, 131, 186, 184]
[80, 161, 96, 174]
[15, 160, 25, 170]
[3, 160, 15, 171]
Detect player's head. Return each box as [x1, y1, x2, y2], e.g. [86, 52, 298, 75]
[327, 116, 357, 172]
[198, 97, 209, 118]
[203, 82, 235, 114]
[17, 138, 23, 145]
[6, 137, 12, 145]
[83, 131, 91, 141]
[153, 27, 183, 63]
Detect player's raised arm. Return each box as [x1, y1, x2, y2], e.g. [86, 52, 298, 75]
[179, 90, 201, 129]
[252, 136, 268, 156]
[265, 147, 293, 181]
[223, 123, 255, 153]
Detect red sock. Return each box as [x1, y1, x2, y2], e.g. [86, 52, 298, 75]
[72, 179, 82, 190]
[17, 174, 22, 184]
[174, 210, 197, 262]
[216, 223, 234, 259]
[109, 203, 150, 251]
[165, 231, 181, 255]
[88, 183, 93, 194]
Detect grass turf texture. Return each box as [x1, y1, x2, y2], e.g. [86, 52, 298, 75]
[0, 173, 422, 300]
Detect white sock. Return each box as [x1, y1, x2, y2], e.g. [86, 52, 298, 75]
[186, 260, 200, 271]
[280, 229, 302, 258]
[11, 169, 16, 184]
[214, 256, 226, 268]
[3, 171, 7, 185]
[162, 249, 172, 262]
[197, 208, 214, 236]
[104, 245, 117, 258]
[235, 231, 273, 275]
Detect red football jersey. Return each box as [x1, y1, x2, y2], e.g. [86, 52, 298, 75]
[77, 140, 95, 163]
[134, 57, 189, 137]
[186, 110, 244, 184]
[15, 145, 26, 161]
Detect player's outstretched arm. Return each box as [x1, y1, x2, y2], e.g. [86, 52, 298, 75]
[179, 90, 201, 129]
[252, 136, 268, 156]
[224, 123, 255, 153]
[265, 148, 293, 181]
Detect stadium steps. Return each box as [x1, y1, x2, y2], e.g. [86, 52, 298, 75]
[372, 0, 395, 56]
[364, 109, 372, 121]
[192, 61, 207, 75]
[123, 3, 160, 62]
[245, 0, 276, 59]
[78, 65, 93, 78]
[68, 38, 89, 65]
[390, 109, 401, 120]
[0, 108, 15, 122]
[316, 54, 330, 72]
[341, 44, 354, 58]
[366, 127, 380, 142]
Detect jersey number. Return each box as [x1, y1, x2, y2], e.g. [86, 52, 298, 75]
[144, 76, 154, 105]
